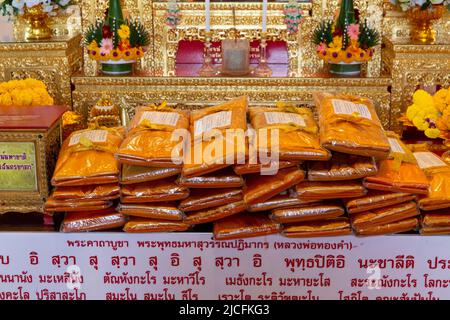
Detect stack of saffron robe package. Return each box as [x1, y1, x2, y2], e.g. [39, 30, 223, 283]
[46, 93, 450, 239]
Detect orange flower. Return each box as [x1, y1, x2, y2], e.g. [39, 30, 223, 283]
[118, 39, 131, 52]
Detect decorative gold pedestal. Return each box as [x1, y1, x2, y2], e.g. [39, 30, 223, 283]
[382, 37, 450, 133]
[0, 34, 82, 107]
[71, 72, 392, 129]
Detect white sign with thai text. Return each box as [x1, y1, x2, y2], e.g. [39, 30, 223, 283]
[0, 233, 448, 300]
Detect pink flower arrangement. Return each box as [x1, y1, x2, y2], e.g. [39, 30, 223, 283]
[100, 38, 113, 55]
[347, 23, 360, 41]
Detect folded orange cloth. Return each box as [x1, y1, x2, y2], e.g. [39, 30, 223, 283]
[282, 218, 352, 238]
[247, 190, 318, 212]
[52, 184, 120, 200]
[313, 92, 390, 159]
[44, 197, 113, 213]
[354, 217, 419, 236]
[60, 209, 126, 232]
[420, 211, 450, 235]
[177, 167, 244, 188]
[213, 213, 281, 240]
[364, 133, 429, 194]
[295, 180, 366, 200]
[345, 191, 416, 214]
[248, 106, 330, 161]
[184, 200, 247, 225]
[120, 178, 189, 203]
[271, 202, 345, 223]
[179, 188, 243, 212]
[308, 153, 377, 181]
[123, 218, 190, 233]
[116, 104, 190, 167]
[233, 160, 301, 175]
[120, 164, 180, 185]
[118, 202, 185, 220]
[182, 96, 248, 177]
[52, 128, 124, 187]
[244, 167, 305, 205]
[415, 152, 450, 211]
[350, 201, 419, 230]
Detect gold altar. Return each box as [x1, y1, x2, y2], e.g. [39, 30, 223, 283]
[0, 35, 82, 106]
[382, 37, 450, 132]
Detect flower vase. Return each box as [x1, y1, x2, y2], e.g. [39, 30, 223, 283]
[407, 5, 445, 44]
[329, 62, 361, 76]
[23, 4, 52, 41]
[100, 59, 135, 75]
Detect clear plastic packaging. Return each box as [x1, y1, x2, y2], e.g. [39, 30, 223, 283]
[271, 202, 345, 224]
[116, 105, 190, 167]
[363, 134, 429, 194]
[52, 128, 124, 187]
[248, 106, 330, 161]
[354, 217, 419, 236]
[247, 189, 318, 212]
[118, 202, 184, 220]
[179, 188, 243, 212]
[350, 201, 419, 230]
[177, 168, 244, 188]
[233, 160, 301, 175]
[60, 209, 126, 232]
[44, 197, 113, 213]
[121, 178, 189, 203]
[414, 152, 450, 211]
[295, 180, 366, 200]
[52, 184, 120, 200]
[213, 213, 281, 240]
[313, 92, 390, 159]
[182, 96, 248, 177]
[421, 212, 450, 235]
[123, 218, 191, 233]
[120, 164, 180, 185]
[184, 200, 246, 225]
[243, 167, 305, 205]
[282, 217, 352, 238]
[345, 191, 416, 214]
[307, 153, 377, 181]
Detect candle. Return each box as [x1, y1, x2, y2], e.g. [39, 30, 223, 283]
[262, 0, 267, 33]
[205, 0, 210, 32]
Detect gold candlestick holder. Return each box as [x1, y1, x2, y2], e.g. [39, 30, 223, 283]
[254, 32, 272, 77]
[198, 31, 216, 77]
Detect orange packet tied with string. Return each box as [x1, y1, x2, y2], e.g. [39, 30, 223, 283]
[121, 178, 189, 203]
[313, 92, 390, 159]
[271, 202, 345, 224]
[415, 151, 450, 211]
[363, 132, 429, 194]
[116, 103, 190, 168]
[213, 213, 281, 240]
[248, 105, 330, 161]
[421, 210, 450, 235]
[179, 188, 243, 212]
[52, 127, 124, 187]
[44, 197, 113, 213]
[182, 96, 248, 177]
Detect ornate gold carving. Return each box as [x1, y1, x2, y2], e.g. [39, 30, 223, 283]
[71, 75, 391, 128]
[383, 37, 450, 133]
[0, 122, 61, 214]
[0, 35, 83, 107]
